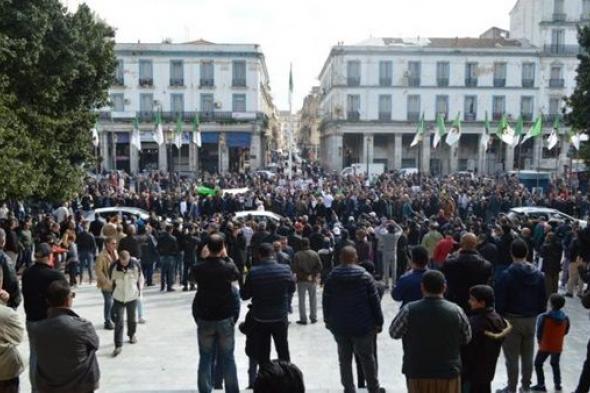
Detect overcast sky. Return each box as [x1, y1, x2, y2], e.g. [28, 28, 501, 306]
[63, 0, 517, 111]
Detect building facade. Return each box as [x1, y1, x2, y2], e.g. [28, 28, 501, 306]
[98, 40, 276, 174]
[299, 87, 322, 160]
[318, 0, 584, 175]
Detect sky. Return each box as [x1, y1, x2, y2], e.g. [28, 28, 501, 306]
[63, 0, 518, 111]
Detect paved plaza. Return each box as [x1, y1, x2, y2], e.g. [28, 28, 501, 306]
[16, 282, 590, 393]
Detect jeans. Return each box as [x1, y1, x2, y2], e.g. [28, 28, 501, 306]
[502, 316, 536, 392]
[142, 260, 154, 286]
[160, 255, 175, 290]
[381, 251, 397, 287]
[182, 255, 196, 287]
[211, 338, 224, 389]
[334, 333, 380, 393]
[78, 250, 95, 283]
[535, 351, 561, 387]
[196, 317, 239, 393]
[112, 299, 137, 347]
[248, 357, 258, 387]
[26, 321, 38, 393]
[576, 339, 590, 393]
[297, 281, 317, 323]
[251, 319, 290, 364]
[101, 290, 113, 325]
[175, 251, 184, 284]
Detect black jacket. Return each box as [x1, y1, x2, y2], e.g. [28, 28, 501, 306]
[0, 251, 21, 309]
[442, 250, 493, 312]
[540, 238, 563, 275]
[477, 241, 498, 268]
[22, 263, 66, 321]
[158, 232, 178, 256]
[118, 235, 141, 258]
[191, 257, 240, 321]
[76, 231, 96, 254]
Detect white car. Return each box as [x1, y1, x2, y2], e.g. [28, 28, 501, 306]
[233, 210, 283, 223]
[82, 207, 151, 222]
[399, 168, 419, 177]
[507, 207, 587, 228]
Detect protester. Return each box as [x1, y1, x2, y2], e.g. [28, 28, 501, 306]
[378, 221, 402, 287]
[95, 236, 117, 330]
[76, 221, 97, 285]
[158, 224, 178, 292]
[0, 229, 21, 309]
[292, 238, 322, 325]
[0, 288, 24, 393]
[392, 245, 429, 307]
[539, 232, 563, 296]
[253, 360, 305, 393]
[29, 280, 100, 393]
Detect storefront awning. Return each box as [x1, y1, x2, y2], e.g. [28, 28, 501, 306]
[226, 132, 251, 148]
[201, 132, 219, 144]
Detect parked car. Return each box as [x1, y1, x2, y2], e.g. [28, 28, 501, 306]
[233, 210, 283, 223]
[82, 207, 151, 223]
[507, 207, 587, 228]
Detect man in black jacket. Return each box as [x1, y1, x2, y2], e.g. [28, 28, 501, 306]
[191, 234, 240, 393]
[0, 228, 20, 309]
[241, 243, 295, 364]
[158, 225, 178, 292]
[118, 225, 141, 259]
[442, 233, 493, 313]
[181, 224, 200, 291]
[76, 221, 97, 285]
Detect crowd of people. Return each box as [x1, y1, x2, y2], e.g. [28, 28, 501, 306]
[0, 166, 590, 393]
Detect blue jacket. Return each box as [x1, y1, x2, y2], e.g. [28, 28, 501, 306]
[392, 269, 426, 307]
[240, 259, 295, 322]
[323, 264, 384, 337]
[495, 262, 547, 317]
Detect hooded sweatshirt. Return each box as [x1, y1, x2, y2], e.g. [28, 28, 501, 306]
[495, 262, 547, 317]
[537, 309, 570, 353]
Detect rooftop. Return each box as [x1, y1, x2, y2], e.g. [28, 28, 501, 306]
[354, 36, 529, 49]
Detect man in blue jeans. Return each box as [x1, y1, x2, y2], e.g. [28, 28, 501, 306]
[158, 224, 178, 292]
[191, 234, 241, 393]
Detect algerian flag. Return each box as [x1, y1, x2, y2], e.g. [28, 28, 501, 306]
[131, 116, 142, 151]
[546, 116, 561, 151]
[197, 185, 217, 197]
[433, 113, 447, 149]
[174, 116, 183, 150]
[91, 124, 99, 147]
[481, 111, 491, 151]
[513, 116, 524, 146]
[497, 115, 515, 145]
[288, 63, 294, 110]
[153, 111, 164, 145]
[521, 116, 543, 144]
[570, 131, 589, 151]
[192, 114, 202, 147]
[445, 112, 462, 146]
[410, 113, 425, 147]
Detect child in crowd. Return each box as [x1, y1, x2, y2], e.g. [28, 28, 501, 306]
[462, 285, 511, 393]
[531, 294, 570, 392]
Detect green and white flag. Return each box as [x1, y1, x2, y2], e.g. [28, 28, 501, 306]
[521, 116, 543, 145]
[481, 111, 491, 151]
[569, 131, 589, 151]
[546, 116, 560, 151]
[497, 115, 516, 145]
[513, 115, 524, 146]
[91, 124, 99, 148]
[433, 113, 447, 149]
[445, 112, 462, 146]
[411, 113, 425, 147]
[174, 115, 183, 150]
[131, 116, 142, 151]
[192, 114, 202, 147]
[153, 111, 164, 145]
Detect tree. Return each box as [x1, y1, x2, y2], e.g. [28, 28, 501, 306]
[565, 26, 590, 162]
[0, 0, 116, 202]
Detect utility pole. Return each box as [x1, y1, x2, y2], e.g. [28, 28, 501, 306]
[288, 63, 293, 180]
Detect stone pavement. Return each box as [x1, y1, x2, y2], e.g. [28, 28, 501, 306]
[15, 282, 590, 393]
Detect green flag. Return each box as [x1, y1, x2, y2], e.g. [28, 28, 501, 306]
[192, 114, 201, 147]
[513, 115, 524, 146]
[433, 114, 447, 149]
[445, 112, 462, 146]
[481, 111, 491, 150]
[197, 185, 217, 197]
[521, 116, 543, 144]
[411, 113, 425, 147]
[174, 115, 183, 149]
[153, 110, 164, 145]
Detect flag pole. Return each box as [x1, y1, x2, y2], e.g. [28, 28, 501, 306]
[288, 62, 293, 180]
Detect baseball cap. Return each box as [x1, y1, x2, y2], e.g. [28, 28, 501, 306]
[35, 243, 52, 258]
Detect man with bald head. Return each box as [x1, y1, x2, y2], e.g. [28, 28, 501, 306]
[441, 233, 493, 313]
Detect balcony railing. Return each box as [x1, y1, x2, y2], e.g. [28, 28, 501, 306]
[378, 112, 392, 121]
[437, 78, 449, 87]
[543, 44, 581, 55]
[139, 78, 153, 87]
[465, 78, 478, 87]
[545, 114, 560, 123]
[113, 77, 124, 87]
[553, 13, 566, 22]
[111, 110, 266, 123]
[379, 78, 392, 87]
[169, 78, 184, 87]
[492, 112, 504, 121]
[407, 112, 420, 122]
[549, 78, 565, 88]
[408, 77, 421, 87]
[464, 113, 477, 121]
[522, 79, 534, 88]
[347, 111, 360, 121]
[138, 111, 154, 121]
[347, 77, 360, 87]
[493, 78, 506, 87]
[200, 79, 215, 88]
[232, 79, 246, 87]
[521, 113, 533, 121]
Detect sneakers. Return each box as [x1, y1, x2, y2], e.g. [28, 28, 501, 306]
[112, 347, 122, 357]
[138, 318, 146, 324]
[554, 386, 562, 392]
[519, 387, 531, 393]
[129, 335, 138, 344]
[295, 320, 307, 325]
[104, 322, 114, 330]
[530, 385, 546, 392]
[496, 388, 515, 393]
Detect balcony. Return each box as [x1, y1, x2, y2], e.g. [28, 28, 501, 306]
[407, 112, 420, 122]
[113, 77, 124, 87]
[169, 78, 184, 87]
[545, 114, 560, 123]
[347, 77, 360, 87]
[553, 13, 566, 22]
[464, 113, 477, 121]
[408, 77, 420, 87]
[492, 112, 504, 121]
[378, 112, 392, 121]
[138, 111, 154, 121]
[543, 44, 581, 55]
[199, 79, 215, 88]
[465, 78, 478, 87]
[379, 78, 392, 87]
[347, 111, 360, 121]
[493, 79, 506, 87]
[139, 78, 153, 87]
[232, 79, 247, 87]
[522, 79, 534, 88]
[437, 78, 449, 87]
[521, 113, 533, 121]
[549, 78, 565, 88]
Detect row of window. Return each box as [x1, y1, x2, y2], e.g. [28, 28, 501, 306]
[344, 60, 564, 88]
[343, 94, 562, 122]
[553, 0, 590, 20]
[114, 59, 248, 88]
[110, 93, 247, 114]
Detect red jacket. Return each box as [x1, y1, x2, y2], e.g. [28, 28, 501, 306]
[537, 310, 570, 353]
[433, 237, 456, 265]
